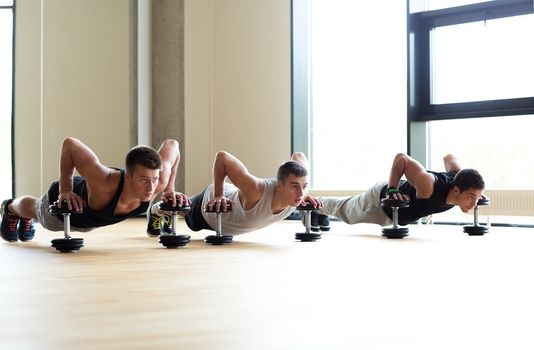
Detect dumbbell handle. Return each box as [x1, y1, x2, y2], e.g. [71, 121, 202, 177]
[214, 212, 223, 236]
[303, 210, 312, 233]
[473, 199, 490, 226]
[63, 213, 72, 239]
[392, 207, 399, 229]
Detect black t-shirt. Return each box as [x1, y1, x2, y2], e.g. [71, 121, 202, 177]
[380, 171, 456, 225]
[47, 169, 149, 228]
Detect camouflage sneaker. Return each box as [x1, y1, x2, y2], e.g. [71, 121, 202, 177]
[162, 214, 173, 234]
[147, 214, 166, 237]
[1, 199, 19, 242]
[18, 217, 36, 241]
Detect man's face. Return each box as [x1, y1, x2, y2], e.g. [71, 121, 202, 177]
[277, 174, 308, 206]
[126, 165, 160, 202]
[455, 187, 484, 213]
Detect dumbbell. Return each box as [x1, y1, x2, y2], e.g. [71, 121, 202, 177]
[204, 204, 233, 245]
[295, 202, 321, 242]
[380, 198, 410, 239]
[463, 197, 490, 236]
[158, 202, 191, 248]
[49, 201, 84, 253]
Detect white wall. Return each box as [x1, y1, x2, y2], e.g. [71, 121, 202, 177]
[15, 0, 131, 196]
[184, 0, 291, 194]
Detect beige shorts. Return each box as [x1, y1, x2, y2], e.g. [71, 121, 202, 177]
[35, 192, 94, 232]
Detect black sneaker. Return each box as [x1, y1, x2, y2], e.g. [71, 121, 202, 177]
[317, 214, 331, 231]
[18, 218, 36, 241]
[1, 199, 19, 242]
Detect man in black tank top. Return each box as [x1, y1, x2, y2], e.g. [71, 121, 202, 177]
[1, 137, 189, 242]
[315, 153, 485, 229]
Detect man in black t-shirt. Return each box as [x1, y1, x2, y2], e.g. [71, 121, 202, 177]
[315, 153, 485, 228]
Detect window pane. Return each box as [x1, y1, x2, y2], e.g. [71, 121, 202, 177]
[0, 1, 13, 6]
[432, 14, 534, 104]
[429, 115, 534, 190]
[0, 9, 13, 199]
[310, 0, 406, 189]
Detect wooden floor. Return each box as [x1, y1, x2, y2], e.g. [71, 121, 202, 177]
[1, 218, 534, 350]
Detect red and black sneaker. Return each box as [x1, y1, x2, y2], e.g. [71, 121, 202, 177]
[1, 199, 20, 242]
[18, 217, 36, 241]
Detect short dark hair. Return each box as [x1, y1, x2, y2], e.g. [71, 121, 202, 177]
[125, 146, 162, 173]
[277, 161, 308, 182]
[452, 169, 485, 192]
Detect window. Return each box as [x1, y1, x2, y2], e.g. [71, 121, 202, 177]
[409, 0, 534, 223]
[433, 13, 534, 104]
[293, 0, 407, 190]
[0, 0, 14, 199]
[409, 0, 534, 121]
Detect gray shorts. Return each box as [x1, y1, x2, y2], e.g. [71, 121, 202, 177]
[35, 192, 94, 232]
[317, 182, 392, 227]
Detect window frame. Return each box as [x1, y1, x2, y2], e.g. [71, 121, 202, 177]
[408, 0, 534, 122]
[0, 0, 15, 197]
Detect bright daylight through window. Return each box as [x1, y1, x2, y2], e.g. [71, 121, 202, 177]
[309, 0, 407, 190]
[429, 10, 534, 190]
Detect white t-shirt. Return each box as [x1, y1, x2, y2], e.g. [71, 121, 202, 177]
[201, 178, 296, 235]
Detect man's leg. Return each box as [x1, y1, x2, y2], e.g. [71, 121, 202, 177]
[184, 188, 213, 232]
[290, 152, 309, 170]
[316, 182, 392, 227]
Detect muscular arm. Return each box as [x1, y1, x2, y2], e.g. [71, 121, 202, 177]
[58, 137, 110, 210]
[443, 154, 462, 173]
[209, 151, 264, 210]
[156, 139, 180, 193]
[155, 139, 190, 206]
[388, 153, 435, 199]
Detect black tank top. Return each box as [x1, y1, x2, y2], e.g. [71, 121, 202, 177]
[47, 170, 149, 228]
[380, 171, 456, 225]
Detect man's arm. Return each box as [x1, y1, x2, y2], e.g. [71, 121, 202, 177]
[289, 151, 321, 208]
[155, 139, 190, 207]
[207, 151, 264, 211]
[387, 153, 435, 200]
[443, 154, 462, 173]
[58, 137, 110, 211]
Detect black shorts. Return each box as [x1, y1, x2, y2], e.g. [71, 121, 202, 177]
[185, 188, 213, 231]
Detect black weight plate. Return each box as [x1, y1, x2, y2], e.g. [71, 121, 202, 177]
[48, 201, 82, 214]
[158, 202, 191, 212]
[463, 225, 489, 235]
[204, 234, 233, 245]
[51, 238, 84, 252]
[477, 198, 490, 206]
[159, 234, 191, 248]
[381, 198, 410, 209]
[296, 202, 316, 211]
[295, 232, 321, 242]
[381, 227, 409, 239]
